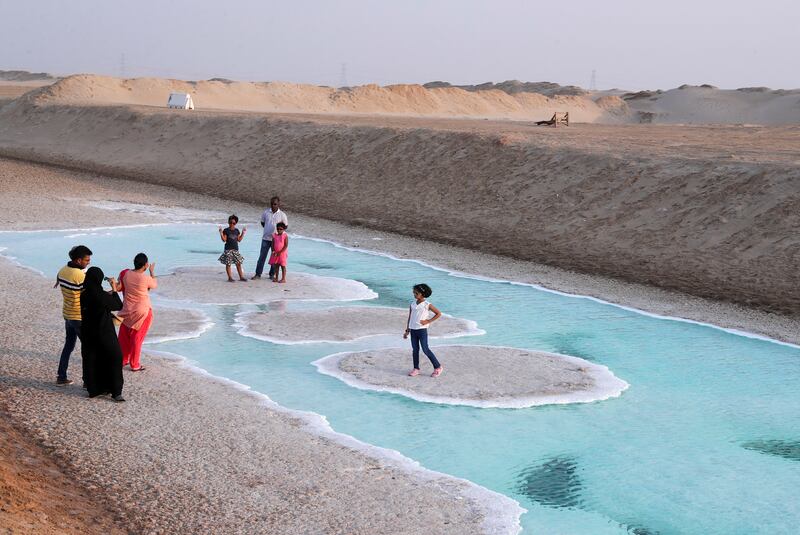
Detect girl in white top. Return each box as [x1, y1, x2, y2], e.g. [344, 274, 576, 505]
[403, 283, 443, 377]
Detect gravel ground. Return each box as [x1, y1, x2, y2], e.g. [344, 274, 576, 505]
[0, 409, 129, 535]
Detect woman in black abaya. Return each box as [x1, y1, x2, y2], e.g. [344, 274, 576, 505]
[81, 266, 125, 401]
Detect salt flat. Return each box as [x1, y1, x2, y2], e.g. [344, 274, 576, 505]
[314, 346, 628, 408]
[154, 266, 378, 304]
[236, 306, 482, 344]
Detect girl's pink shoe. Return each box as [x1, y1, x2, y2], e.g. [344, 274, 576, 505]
[431, 367, 443, 377]
[408, 369, 420, 377]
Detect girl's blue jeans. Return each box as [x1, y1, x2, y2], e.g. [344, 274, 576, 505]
[409, 328, 441, 369]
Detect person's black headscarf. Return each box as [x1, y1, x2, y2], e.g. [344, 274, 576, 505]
[84, 266, 105, 293]
[81, 266, 111, 324]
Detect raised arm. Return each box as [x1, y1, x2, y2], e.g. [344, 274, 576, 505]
[238, 227, 247, 242]
[148, 262, 158, 289]
[218, 227, 227, 243]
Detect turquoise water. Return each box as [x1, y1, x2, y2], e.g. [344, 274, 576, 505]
[5, 224, 800, 534]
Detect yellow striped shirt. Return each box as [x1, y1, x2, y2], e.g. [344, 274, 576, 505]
[57, 265, 85, 320]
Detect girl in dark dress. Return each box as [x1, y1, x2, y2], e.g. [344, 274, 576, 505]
[218, 214, 247, 282]
[80, 266, 125, 402]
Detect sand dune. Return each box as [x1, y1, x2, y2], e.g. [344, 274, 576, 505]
[6, 73, 800, 124]
[0, 70, 59, 106]
[0, 83, 45, 107]
[623, 84, 800, 124]
[15, 74, 625, 123]
[424, 80, 588, 97]
[0, 69, 57, 82]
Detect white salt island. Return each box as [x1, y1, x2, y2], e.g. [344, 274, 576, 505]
[314, 345, 628, 409]
[144, 306, 214, 344]
[234, 306, 483, 344]
[153, 266, 377, 304]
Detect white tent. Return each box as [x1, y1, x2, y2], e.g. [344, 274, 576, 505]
[167, 92, 194, 110]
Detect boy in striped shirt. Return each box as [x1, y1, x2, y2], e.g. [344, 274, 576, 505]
[55, 245, 92, 385]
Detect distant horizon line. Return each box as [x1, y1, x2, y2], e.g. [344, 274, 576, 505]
[1, 67, 798, 93]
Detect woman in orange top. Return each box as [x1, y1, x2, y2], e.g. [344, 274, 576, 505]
[117, 252, 157, 371]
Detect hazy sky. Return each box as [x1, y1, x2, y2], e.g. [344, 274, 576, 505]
[2, 0, 798, 90]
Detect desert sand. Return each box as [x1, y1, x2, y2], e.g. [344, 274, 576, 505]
[314, 346, 628, 409]
[0, 80, 53, 106]
[9, 74, 624, 123]
[621, 84, 800, 124]
[5, 73, 800, 124]
[0, 70, 54, 106]
[0, 71, 55, 107]
[154, 266, 378, 304]
[235, 306, 483, 344]
[0, 412, 128, 535]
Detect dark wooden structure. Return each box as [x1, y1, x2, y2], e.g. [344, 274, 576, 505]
[534, 112, 569, 127]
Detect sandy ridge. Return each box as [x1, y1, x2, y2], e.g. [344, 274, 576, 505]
[16, 74, 623, 123]
[10, 74, 800, 125]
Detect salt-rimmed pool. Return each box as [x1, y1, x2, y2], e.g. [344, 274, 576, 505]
[4, 223, 800, 534]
